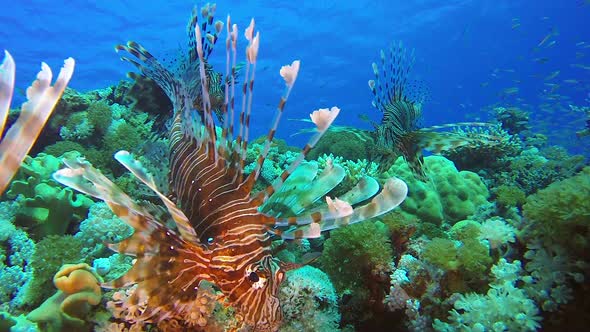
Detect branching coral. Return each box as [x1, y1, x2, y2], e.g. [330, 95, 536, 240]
[0, 200, 35, 308]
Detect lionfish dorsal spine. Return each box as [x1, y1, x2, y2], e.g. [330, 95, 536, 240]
[114, 151, 199, 244]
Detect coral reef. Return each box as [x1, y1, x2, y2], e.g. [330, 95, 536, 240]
[383, 155, 489, 225]
[523, 166, 590, 257]
[279, 266, 340, 332]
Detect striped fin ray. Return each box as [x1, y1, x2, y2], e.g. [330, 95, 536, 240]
[414, 131, 500, 154]
[368, 41, 416, 111]
[277, 177, 408, 239]
[235, 19, 260, 182]
[221, 18, 238, 153]
[53, 156, 213, 322]
[255, 106, 340, 207]
[248, 60, 300, 184]
[52, 157, 147, 228]
[418, 121, 494, 132]
[114, 151, 199, 244]
[259, 161, 345, 217]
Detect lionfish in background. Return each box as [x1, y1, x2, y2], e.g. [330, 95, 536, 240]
[368, 41, 495, 178]
[54, 3, 408, 331]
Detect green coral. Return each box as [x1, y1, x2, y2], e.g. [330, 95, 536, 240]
[523, 167, 590, 256]
[6, 153, 94, 240]
[423, 238, 461, 271]
[87, 101, 112, 133]
[318, 221, 391, 292]
[317, 220, 392, 303]
[104, 121, 143, 154]
[383, 156, 489, 225]
[422, 237, 492, 278]
[494, 184, 526, 208]
[59, 112, 94, 140]
[308, 129, 372, 161]
[317, 220, 392, 324]
[449, 220, 481, 242]
[43, 141, 86, 158]
[25, 235, 85, 307]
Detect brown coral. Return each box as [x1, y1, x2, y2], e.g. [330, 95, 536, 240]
[27, 263, 103, 332]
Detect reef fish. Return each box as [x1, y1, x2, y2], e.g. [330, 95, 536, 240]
[53, 3, 407, 331]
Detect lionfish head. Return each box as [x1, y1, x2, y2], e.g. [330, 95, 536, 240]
[238, 256, 285, 331]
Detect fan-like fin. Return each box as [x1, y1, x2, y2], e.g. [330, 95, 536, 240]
[277, 177, 408, 239]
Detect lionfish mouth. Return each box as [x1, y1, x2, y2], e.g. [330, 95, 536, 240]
[53, 2, 408, 331]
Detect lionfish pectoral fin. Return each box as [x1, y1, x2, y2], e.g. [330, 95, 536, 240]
[278, 177, 408, 239]
[260, 162, 346, 217]
[338, 176, 380, 205]
[415, 131, 479, 154]
[114, 151, 200, 244]
[53, 156, 147, 222]
[279, 252, 322, 271]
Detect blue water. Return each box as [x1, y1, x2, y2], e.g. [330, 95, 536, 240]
[2, 0, 588, 150]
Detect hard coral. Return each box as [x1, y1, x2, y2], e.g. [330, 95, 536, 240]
[279, 266, 340, 332]
[27, 235, 85, 307]
[383, 156, 489, 225]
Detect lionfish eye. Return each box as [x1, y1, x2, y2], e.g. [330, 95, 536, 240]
[207, 237, 214, 245]
[248, 271, 260, 282]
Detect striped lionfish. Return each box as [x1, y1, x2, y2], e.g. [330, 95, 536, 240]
[53, 4, 408, 331]
[368, 41, 494, 178]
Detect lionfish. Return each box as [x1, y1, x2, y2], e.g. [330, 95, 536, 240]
[53, 4, 408, 331]
[368, 41, 494, 178]
[0, 51, 74, 194]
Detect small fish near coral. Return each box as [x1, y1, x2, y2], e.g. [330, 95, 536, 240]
[53, 3, 408, 331]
